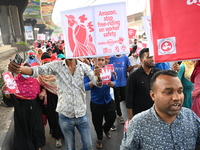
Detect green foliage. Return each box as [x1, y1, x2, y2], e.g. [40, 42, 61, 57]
[15, 41, 29, 48]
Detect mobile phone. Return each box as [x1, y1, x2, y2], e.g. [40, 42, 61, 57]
[14, 53, 23, 65]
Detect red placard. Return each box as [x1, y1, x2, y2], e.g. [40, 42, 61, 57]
[2, 72, 19, 94]
[100, 64, 114, 84]
[150, 1, 200, 63]
[128, 28, 137, 39]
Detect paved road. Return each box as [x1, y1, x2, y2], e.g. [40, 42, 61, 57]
[2, 92, 128, 150]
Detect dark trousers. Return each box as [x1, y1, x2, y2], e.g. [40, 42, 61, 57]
[113, 86, 126, 117]
[90, 100, 116, 140]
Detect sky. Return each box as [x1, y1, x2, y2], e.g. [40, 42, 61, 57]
[52, 0, 147, 26]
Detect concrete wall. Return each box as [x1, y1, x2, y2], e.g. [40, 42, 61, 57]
[0, 6, 22, 44]
[0, 6, 12, 44]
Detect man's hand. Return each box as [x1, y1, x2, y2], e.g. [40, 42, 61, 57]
[127, 108, 133, 121]
[8, 60, 21, 74]
[94, 65, 101, 76]
[107, 81, 115, 87]
[171, 62, 180, 72]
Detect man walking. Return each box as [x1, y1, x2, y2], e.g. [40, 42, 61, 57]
[8, 58, 102, 150]
[126, 48, 160, 120]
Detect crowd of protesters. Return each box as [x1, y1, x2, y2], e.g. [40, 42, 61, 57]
[2, 38, 200, 150]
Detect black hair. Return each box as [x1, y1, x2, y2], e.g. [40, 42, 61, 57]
[139, 48, 149, 59]
[41, 52, 51, 60]
[128, 45, 138, 57]
[150, 70, 178, 91]
[46, 48, 53, 52]
[23, 63, 31, 67]
[132, 45, 137, 53]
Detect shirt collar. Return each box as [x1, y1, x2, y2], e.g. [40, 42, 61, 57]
[151, 105, 183, 123]
[138, 66, 157, 75]
[62, 59, 82, 66]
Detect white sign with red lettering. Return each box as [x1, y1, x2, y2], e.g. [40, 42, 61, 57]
[128, 28, 137, 39]
[51, 36, 58, 42]
[60, 2, 129, 59]
[142, 16, 154, 56]
[100, 64, 114, 85]
[2, 72, 19, 94]
[37, 34, 45, 41]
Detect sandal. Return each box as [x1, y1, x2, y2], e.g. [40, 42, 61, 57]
[118, 117, 125, 124]
[96, 140, 102, 149]
[103, 129, 111, 138]
[56, 139, 62, 148]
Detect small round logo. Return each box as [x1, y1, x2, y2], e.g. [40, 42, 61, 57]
[158, 37, 176, 55]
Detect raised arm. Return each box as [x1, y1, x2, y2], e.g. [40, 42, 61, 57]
[8, 60, 33, 75]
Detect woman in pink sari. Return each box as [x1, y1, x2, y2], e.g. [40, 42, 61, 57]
[2, 63, 45, 150]
[191, 60, 200, 117]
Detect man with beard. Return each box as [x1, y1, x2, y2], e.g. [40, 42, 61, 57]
[126, 48, 160, 120]
[121, 70, 200, 149]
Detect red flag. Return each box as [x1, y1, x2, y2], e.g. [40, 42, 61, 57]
[150, 0, 200, 63]
[128, 28, 137, 39]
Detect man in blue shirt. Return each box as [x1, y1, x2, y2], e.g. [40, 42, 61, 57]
[121, 70, 200, 150]
[109, 54, 131, 125]
[84, 57, 116, 149]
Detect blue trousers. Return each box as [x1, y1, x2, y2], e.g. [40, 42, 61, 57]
[59, 114, 92, 150]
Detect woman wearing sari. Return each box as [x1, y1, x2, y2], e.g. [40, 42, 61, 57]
[191, 60, 200, 117]
[38, 53, 63, 148]
[2, 63, 45, 150]
[178, 60, 195, 108]
[36, 48, 43, 63]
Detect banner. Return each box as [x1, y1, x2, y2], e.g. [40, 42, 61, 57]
[37, 34, 45, 40]
[100, 64, 114, 84]
[142, 16, 154, 56]
[25, 26, 34, 40]
[2, 72, 19, 94]
[128, 28, 137, 39]
[51, 36, 59, 42]
[60, 2, 129, 59]
[150, 0, 200, 63]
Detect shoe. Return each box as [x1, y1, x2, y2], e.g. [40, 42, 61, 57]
[110, 125, 116, 131]
[56, 139, 62, 148]
[103, 129, 111, 138]
[118, 117, 125, 125]
[96, 140, 103, 149]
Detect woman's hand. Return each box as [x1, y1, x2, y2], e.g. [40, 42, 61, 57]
[2, 84, 11, 99]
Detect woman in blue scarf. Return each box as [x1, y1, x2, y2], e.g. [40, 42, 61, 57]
[25, 50, 40, 65]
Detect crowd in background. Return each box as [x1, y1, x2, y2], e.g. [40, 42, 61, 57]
[2, 38, 200, 150]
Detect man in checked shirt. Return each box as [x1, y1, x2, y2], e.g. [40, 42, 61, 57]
[8, 58, 102, 150]
[121, 70, 200, 150]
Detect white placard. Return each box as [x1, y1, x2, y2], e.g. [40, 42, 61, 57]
[142, 16, 154, 56]
[60, 2, 129, 58]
